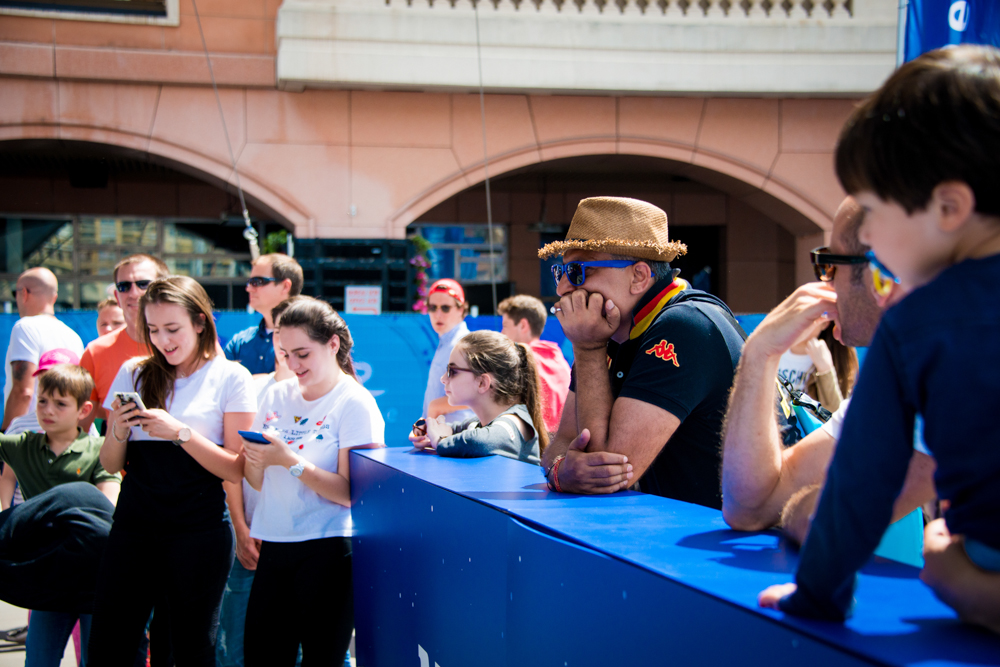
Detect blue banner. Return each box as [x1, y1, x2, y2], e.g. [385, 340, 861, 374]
[905, 0, 1000, 62]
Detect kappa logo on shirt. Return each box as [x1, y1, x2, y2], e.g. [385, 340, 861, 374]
[646, 340, 680, 367]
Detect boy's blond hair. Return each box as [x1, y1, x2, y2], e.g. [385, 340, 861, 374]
[38, 364, 94, 409]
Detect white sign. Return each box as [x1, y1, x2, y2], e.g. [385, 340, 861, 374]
[949, 1, 969, 32]
[345, 285, 382, 315]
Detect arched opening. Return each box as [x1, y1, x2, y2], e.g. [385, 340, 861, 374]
[0, 139, 291, 310]
[411, 154, 824, 314]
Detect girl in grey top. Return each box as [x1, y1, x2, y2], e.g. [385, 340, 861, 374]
[409, 330, 548, 465]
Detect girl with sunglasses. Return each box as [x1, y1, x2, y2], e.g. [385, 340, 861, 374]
[241, 297, 385, 666]
[410, 330, 548, 465]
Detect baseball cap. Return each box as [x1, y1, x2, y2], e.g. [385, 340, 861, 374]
[428, 279, 465, 305]
[33, 348, 81, 377]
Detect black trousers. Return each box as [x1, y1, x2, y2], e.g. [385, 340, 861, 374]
[88, 523, 235, 667]
[244, 537, 353, 667]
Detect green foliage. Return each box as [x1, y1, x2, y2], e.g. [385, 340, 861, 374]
[262, 230, 288, 255]
[410, 234, 432, 255]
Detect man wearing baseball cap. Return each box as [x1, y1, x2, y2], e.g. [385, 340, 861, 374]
[539, 197, 745, 507]
[422, 279, 475, 423]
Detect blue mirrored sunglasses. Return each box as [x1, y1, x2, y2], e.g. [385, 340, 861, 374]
[550, 260, 635, 287]
[864, 251, 900, 297]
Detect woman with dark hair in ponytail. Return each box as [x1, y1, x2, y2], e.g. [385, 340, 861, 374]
[92, 276, 258, 665]
[241, 296, 384, 667]
[409, 330, 547, 465]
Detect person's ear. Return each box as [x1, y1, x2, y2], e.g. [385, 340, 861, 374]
[478, 372, 492, 395]
[630, 261, 654, 295]
[193, 313, 206, 335]
[280, 278, 292, 297]
[933, 181, 976, 233]
[77, 400, 94, 422]
[517, 318, 532, 339]
[329, 334, 341, 356]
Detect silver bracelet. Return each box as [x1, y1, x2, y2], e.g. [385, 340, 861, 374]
[111, 423, 130, 444]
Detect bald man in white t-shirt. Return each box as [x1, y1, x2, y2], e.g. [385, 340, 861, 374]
[3, 268, 83, 431]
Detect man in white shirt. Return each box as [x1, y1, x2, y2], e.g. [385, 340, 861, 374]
[721, 197, 936, 544]
[3, 268, 83, 431]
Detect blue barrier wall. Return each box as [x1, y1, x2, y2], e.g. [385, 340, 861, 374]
[350, 449, 1000, 667]
[0, 312, 570, 433]
[2, 311, 850, 435]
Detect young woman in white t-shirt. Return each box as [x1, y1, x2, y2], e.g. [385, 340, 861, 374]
[242, 297, 385, 667]
[88, 276, 257, 666]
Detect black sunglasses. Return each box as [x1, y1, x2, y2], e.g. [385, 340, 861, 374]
[550, 260, 635, 288]
[809, 247, 867, 282]
[246, 277, 277, 288]
[444, 364, 476, 379]
[115, 280, 153, 293]
[427, 304, 455, 313]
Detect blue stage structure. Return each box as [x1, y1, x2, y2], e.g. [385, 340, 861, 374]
[350, 448, 1000, 667]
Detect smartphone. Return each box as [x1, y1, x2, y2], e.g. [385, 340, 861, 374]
[115, 392, 147, 411]
[239, 430, 271, 445]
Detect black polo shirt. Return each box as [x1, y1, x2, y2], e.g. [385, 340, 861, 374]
[571, 279, 744, 509]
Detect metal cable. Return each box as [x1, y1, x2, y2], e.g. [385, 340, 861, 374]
[191, 0, 260, 260]
[474, 0, 499, 315]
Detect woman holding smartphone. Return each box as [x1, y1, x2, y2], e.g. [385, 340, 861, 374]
[89, 276, 257, 665]
[242, 297, 385, 667]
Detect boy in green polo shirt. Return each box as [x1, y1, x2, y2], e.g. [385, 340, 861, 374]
[0, 363, 120, 503]
[0, 362, 121, 667]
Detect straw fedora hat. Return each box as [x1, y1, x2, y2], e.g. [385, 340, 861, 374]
[537, 197, 687, 262]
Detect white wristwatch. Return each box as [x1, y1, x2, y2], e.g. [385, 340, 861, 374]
[173, 425, 192, 446]
[289, 461, 306, 478]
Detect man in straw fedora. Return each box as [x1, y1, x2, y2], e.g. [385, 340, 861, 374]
[539, 197, 747, 507]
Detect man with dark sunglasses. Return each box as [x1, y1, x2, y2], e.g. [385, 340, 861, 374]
[80, 254, 169, 432]
[422, 279, 475, 424]
[224, 253, 303, 376]
[722, 197, 935, 545]
[538, 197, 745, 508]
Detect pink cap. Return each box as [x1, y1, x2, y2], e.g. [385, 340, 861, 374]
[33, 348, 80, 377]
[428, 279, 465, 305]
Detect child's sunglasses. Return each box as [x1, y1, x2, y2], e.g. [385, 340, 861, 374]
[865, 251, 900, 297]
[550, 260, 635, 288]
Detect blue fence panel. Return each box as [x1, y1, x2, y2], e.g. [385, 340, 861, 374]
[1, 311, 776, 432]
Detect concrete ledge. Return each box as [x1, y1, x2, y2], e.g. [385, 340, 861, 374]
[277, 0, 897, 94]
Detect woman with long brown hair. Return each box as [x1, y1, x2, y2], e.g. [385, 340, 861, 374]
[776, 319, 858, 412]
[241, 297, 385, 667]
[89, 276, 257, 665]
[410, 329, 548, 465]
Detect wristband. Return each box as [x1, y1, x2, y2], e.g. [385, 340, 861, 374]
[548, 454, 566, 493]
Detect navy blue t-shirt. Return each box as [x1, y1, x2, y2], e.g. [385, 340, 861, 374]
[570, 280, 744, 509]
[781, 254, 1000, 621]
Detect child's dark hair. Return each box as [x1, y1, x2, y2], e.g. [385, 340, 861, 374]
[457, 330, 549, 452]
[136, 276, 218, 410]
[274, 297, 357, 379]
[835, 45, 1000, 215]
[38, 364, 94, 408]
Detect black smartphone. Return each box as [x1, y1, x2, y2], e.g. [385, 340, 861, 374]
[238, 430, 271, 444]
